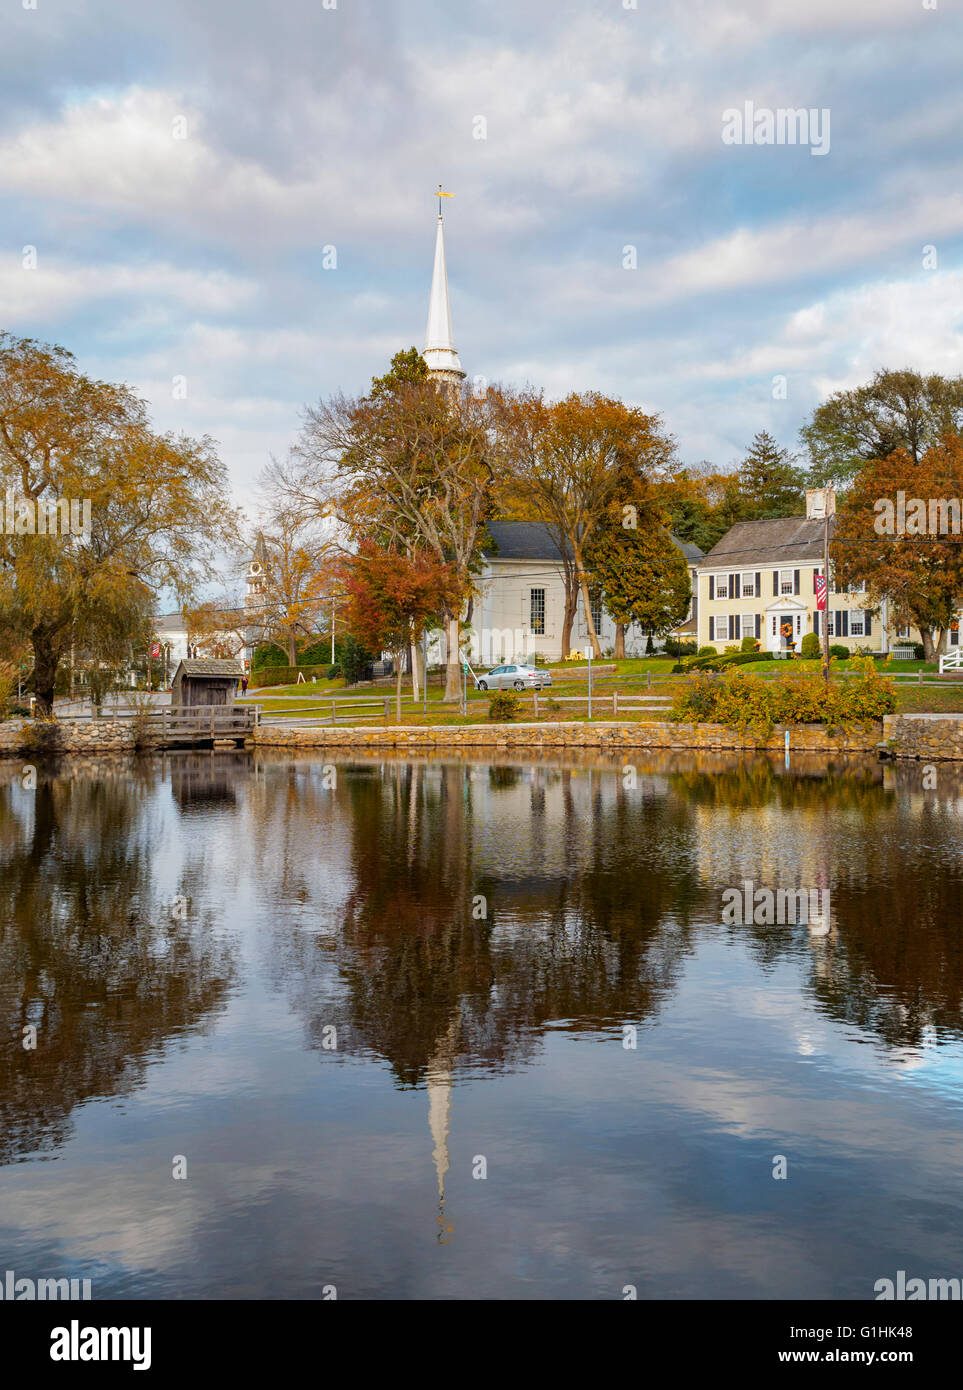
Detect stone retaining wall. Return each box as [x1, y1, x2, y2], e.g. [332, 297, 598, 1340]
[0, 718, 136, 754]
[253, 720, 881, 755]
[4, 713, 963, 759]
[882, 713, 963, 761]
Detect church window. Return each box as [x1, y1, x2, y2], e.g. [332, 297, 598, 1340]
[530, 588, 545, 636]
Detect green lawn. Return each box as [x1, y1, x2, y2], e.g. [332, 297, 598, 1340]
[243, 657, 963, 724]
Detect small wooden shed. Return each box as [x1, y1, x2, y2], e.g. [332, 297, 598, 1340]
[170, 658, 244, 707]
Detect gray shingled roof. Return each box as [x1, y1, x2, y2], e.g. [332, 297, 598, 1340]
[698, 516, 827, 569]
[484, 520, 704, 564]
[173, 659, 244, 678]
[484, 520, 566, 561]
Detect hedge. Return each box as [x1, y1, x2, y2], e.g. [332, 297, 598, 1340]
[669, 656, 896, 734]
[673, 651, 772, 673]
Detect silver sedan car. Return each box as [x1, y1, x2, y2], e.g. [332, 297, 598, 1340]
[475, 663, 553, 691]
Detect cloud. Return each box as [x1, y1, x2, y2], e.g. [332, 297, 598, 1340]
[0, 0, 960, 495]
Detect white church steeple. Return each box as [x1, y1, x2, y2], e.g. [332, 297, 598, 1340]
[423, 187, 465, 389]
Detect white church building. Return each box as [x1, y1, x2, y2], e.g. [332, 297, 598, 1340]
[420, 199, 700, 666]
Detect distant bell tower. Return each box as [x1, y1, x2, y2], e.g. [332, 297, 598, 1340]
[245, 532, 268, 611]
[424, 186, 466, 392]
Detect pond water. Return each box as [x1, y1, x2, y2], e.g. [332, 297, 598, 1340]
[1, 749, 962, 1299]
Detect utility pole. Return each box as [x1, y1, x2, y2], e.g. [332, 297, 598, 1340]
[821, 484, 835, 685]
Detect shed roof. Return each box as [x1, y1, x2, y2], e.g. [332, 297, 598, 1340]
[173, 659, 245, 678]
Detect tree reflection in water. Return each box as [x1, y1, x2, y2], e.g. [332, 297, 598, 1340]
[0, 761, 238, 1163]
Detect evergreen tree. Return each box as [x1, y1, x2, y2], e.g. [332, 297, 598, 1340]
[737, 431, 805, 519]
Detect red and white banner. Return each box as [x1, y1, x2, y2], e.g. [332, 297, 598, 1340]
[814, 574, 827, 611]
[150, 642, 161, 658]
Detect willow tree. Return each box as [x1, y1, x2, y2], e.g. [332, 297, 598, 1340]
[290, 349, 497, 701]
[0, 333, 238, 711]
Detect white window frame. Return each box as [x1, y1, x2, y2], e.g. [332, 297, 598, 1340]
[779, 569, 794, 595]
[741, 613, 755, 638]
[715, 576, 729, 600]
[529, 587, 545, 637]
[850, 613, 864, 637]
[741, 572, 755, 598]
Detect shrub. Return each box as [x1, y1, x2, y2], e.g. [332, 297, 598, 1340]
[124, 689, 160, 750]
[0, 660, 15, 720]
[670, 653, 896, 735]
[645, 633, 654, 655]
[664, 638, 697, 659]
[326, 663, 342, 681]
[297, 639, 331, 666]
[487, 690, 521, 721]
[22, 714, 62, 755]
[252, 644, 289, 670]
[800, 632, 820, 659]
[914, 643, 926, 660]
[678, 651, 771, 673]
[697, 646, 717, 657]
[341, 634, 374, 685]
[740, 634, 759, 652]
[829, 644, 848, 659]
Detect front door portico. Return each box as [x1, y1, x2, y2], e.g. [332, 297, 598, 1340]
[765, 599, 808, 654]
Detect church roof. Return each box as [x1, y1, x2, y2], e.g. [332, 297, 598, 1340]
[483, 520, 703, 565]
[483, 521, 566, 561]
[423, 214, 464, 378]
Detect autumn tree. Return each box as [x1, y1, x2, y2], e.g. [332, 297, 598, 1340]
[0, 334, 238, 711]
[654, 463, 747, 553]
[287, 349, 496, 700]
[341, 542, 462, 719]
[832, 438, 963, 660]
[240, 513, 334, 664]
[499, 390, 676, 656]
[802, 367, 963, 487]
[584, 507, 692, 657]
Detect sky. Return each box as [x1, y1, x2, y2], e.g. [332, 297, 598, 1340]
[1, 0, 961, 517]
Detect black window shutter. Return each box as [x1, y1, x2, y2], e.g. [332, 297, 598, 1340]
[709, 575, 714, 600]
[773, 570, 779, 596]
[755, 614, 761, 639]
[814, 611, 819, 637]
[729, 615, 736, 641]
[755, 572, 761, 594]
[842, 611, 849, 637]
[730, 573, 737, 596]
[793, 570, 800, 594]
[864, 612, 871, 636]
